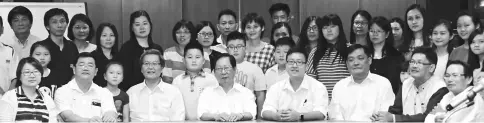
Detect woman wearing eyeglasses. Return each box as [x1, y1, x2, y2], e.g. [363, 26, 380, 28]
[2, 57, 58, 122]
[367, 16, 404, 94]
[195, 21, 223, 72]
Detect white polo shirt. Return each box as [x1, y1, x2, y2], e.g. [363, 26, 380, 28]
[262, 74, 329, 118]
[329, 72, 395, 121]
[1, 34, 41, 59]
[264, 64, 289, 88]
[127, 79, 185, 121]
[54, 79, 116, 119]
[172, 71, 218, 120]
[197, 83, 256, 120]
[0, 43, 17, 92]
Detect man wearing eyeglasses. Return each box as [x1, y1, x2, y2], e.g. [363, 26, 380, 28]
[225, 31, 266, 119]
[55, 52, 117, 122]
[126, 49, 185, 121]
[262, 47, 328, 122]
[328, 44, 395, 121]
[374, 47, 447, 122]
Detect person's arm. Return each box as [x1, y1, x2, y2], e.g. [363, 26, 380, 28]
[55, 89, 93, 122]
[0, 95, 15, 121]
[393, 87, 449, 122]
[101, 89, 117, 122]
[301, 111, 325, 121]
[261, 84, 280, 121]
[388, 86, 404, 114]
[380, 79, 396, 111]
[328, 83, 344, 120]
[304, 82, 329, 121]
[241, 89, 257, 121]
[170, 88, 185, 121]
[123, 104, 129, 122]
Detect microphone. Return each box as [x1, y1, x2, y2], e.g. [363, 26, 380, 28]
[446, 82, 484, 111]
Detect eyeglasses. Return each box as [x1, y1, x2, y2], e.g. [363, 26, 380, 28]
[215, 67, 232, 72]
[143, 62, 161, 67]
[369, 29, 385, 34]
[354, 21, 368, 26]
[76, 63, 95, 69]
[22, 70, 41, 76]
[308, 26, 318, 32]
[444, 73, 465, 79]
[198, 32, 214, 37]
[409, 60, 432, 66]
[287, 60, 306, 66]
[227, 45, 245, 50]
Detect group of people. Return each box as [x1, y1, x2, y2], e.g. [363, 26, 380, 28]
[0, 2, 484, 122]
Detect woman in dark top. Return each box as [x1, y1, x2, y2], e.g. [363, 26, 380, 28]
[40, 8, 79, 86]
[92, 23, 119, 87]
[118, 10, 163, 91]
[367, 16, 404, 94]
[195, 21, 223, 71]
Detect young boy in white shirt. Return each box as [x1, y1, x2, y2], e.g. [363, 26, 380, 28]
[265, 37, 295, 88]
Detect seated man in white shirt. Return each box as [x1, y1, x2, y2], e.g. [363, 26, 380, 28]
[198, 54, 256, 121]
[329, 44, 395, 121]
[425, 60, 484, 122]
[376, 47, 447, 122]
[127, 49, 185, 121]
[262, 47, 328, 121]
[55, 52, 117, 122]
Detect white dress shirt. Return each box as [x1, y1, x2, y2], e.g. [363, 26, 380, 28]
[55, 79, 116, 119]
[262, 74, 329, 118]
[172, 71, 218, 120]
[425, 87, 484, 123]
[127, 79, 185, 121]
[329, 72, 395, 121]
[1, 34, 41, 59]
[211, 35, 227, 53]
[401, 76, 446, 115]
[265, 64, 289, 88]
[197, 83, 256, 120]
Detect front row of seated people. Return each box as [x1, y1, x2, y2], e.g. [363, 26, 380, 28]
[1, 31, 484, 122]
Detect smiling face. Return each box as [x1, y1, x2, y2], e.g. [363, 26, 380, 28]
[132, 16, 151, 38]
[100, 27, 116, 49]
[457, 15, 477, 40]
[72, 21, 90, 40]
[175, 26, 191, 46]
[197, 26, 215, 47]
[20, 63, 42, 87]
[286, 52, 306, 77]
[444, 64, 471, 95]
[406, 9, 424, 32]
[227, 39, 246, 62]
[244, 22, 264, 40]
[347, 48, 371, 76]
[141, 54, 163, 80]
[431, 24, 451, 47]
[74, 57, 97, 81]
[409, 53, 435, 79]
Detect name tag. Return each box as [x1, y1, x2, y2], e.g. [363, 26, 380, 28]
[92, 99, 101, 107]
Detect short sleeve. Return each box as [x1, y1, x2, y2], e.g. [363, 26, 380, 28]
[197, 87, 212, 120]
[100, 89, 116, 114]
[261, 83, 279, 117]
[243, 89, 257, 120]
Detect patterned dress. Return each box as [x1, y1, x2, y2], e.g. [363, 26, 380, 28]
[244, 42, 276, 73]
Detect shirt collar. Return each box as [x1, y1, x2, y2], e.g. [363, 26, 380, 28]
[67, 79, 98, 93]
[142, 79, 166, 92]
[349, 72, 374, 85]
[283, 75, 310, 92]
[16, 86, 43, 99]
[215, 83, 244, 93]
[182, 70, 206, 79]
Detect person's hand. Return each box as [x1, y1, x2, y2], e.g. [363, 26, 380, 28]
[375, 111, 393, 122]
[228, 113, 243, 122]
[430, 104, 445, 115]
[88, 116, 102, 123]
[102, 111, 117, 122]
[370, 113, 380, 121]
[280, 109, 300, 122]
[215, 112, 230, 122]
[434, 113, 445, 123]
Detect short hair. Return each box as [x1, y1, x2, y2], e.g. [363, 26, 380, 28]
[269, 3, 290, 17]
[275, 37, 295, 48]
[286, 47, 308, 62]
[95, 23, 119, 55]
[15, 57, 44, 87]
[215, 53, 237, 69]
[270, 22, 293, 46]
[67, 14, 94, 41]
[183, 41, 204, 57]
[218, 9, 237, 21]
[446, 60, 472, 78]
[104, 61, 124, 75]
[8, 6, 33, 26]
[139, 49, 165, 67]
[241, 13, 266, 37]
[43, 8, 69, 28]
[347, 44, 372, 58]
[172, 19, 196, 44]
[412, 47, 438, 65]
[196, 21, 218, 46]
[226, 31, 247, 45]
[75, 52, 96, 67]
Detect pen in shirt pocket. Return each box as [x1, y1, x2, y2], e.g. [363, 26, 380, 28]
[302, 99, 307, 106]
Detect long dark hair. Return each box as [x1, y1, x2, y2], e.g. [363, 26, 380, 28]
[312, 14, 348, 70]
[367, 16, 400, 57]
[350, 10, 371, 44]
[391, 17, 409, 52]
[298, 16, 323, 53]
[270, 22, 293, 46]
[467, 28, 484, 70]
[403, 4, 430, 50]
[95, 23, 119, 56]
[430, 19, 455, 54]
[196, 21, 219, 46]
[455, 11, 482, 46]
[129, 10, 154, 44]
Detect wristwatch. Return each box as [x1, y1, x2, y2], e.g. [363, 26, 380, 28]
[300, 114, 304, 121]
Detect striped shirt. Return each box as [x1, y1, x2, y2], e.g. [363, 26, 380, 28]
[1, 86, 58, 122]
[306, 48, 350, 99]
[244, 42, 276, 73]
[162, 47, 211, 83]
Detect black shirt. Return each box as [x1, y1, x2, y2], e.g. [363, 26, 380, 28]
[91, 48, 116, 87]
[117, 39, 163, 91]
[370, 54, 405, 94]
[40, 37, 78, 86]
